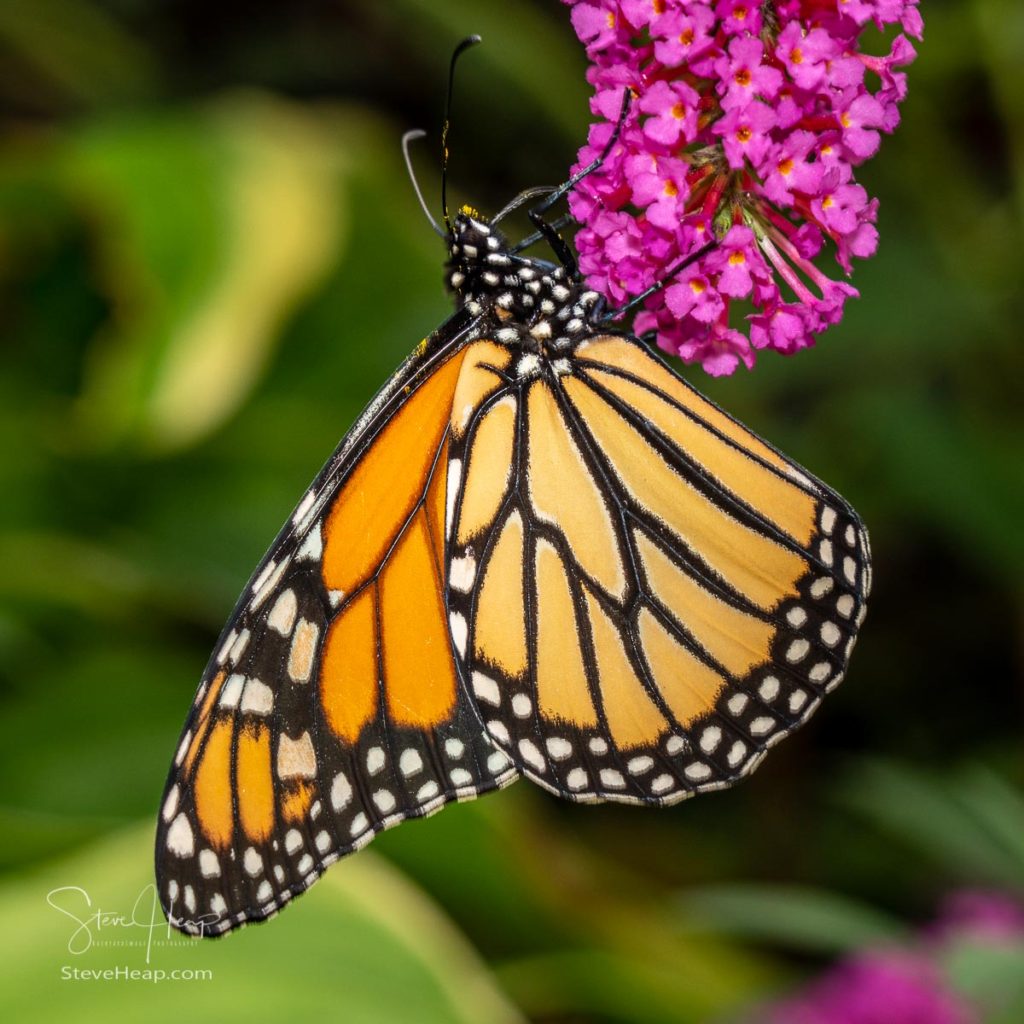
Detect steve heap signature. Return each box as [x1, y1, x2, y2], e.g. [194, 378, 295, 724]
[46, 884, 218, 962]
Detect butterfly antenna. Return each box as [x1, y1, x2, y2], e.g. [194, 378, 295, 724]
[402, 130, 445, 238]
[441, 34, 482, 236]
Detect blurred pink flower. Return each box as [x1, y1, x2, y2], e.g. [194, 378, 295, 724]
[761, 889, 1024, 1024]
[930, 889, 1024, 944]
[768, 952, 978, 1024]
[563, 0, 921, 374]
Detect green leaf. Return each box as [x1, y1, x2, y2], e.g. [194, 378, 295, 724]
[0, 0, 154, 105]
[376, 0, 588, 139]
[676, 884, 906, 955]
[942, 937, 1024, 1024]
[498, 944, 772, 1024]
[64, 94, 348, 452]
[0, 823, 525, 1024]
[837, 760, 1024, 891]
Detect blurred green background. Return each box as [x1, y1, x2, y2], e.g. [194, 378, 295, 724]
[1, 1, 1022, 1021]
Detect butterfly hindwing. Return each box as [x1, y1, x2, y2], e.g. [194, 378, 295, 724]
[155, 311, 519, 936]
[446, 333, 870, 805]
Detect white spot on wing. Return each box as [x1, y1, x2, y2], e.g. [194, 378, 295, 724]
[726, 742, 747, 768]
[448, 554, 477, 593]
[217, 630, 237, 666]
[174, 731, 192, 767]
[449, 612, 468, 657]
[219, 673, 245, 709]
[373, 790, 396, 813]
[297, 522, 323, 562]
[267, 589, 298, 636]
[486, 720, 510, 744]
[228, 628, 251, 665]
[546, 737, 572, 760]
[366, 747, 386, 775]
[511, 693, 532, 718]
[518, 739, 546, 773]
[293, 490, 316, 526]
[331, 772, 352, 811]
[786, 639, 810, 663]
[162, 786, 179, 822]
[727, 693, 749, 715]
[251, 558, 289, 611]
[699, 727, 722, 754]
[241, 678, 273, 716]
[167, 814, 194, 857]
[665, 735, 686, 755]
[651, 774, 675, 795]
[287, 618, 320, 683]
[199, 849, 220, 878]
[472, 671, 499, 705]
[277, 731, 316, 780]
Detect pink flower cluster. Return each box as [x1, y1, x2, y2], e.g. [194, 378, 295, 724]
[764, 889, 1024, 1024]
[563, 0, 922, 374]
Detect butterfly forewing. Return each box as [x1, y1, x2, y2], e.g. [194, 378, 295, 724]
[446, 333, 870, 805]
[155, 311, 519, 937]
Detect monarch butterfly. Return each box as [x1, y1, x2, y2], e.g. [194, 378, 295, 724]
[156, 43, 870, 938]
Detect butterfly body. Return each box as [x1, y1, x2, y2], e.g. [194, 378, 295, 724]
[156, 203, 870, 937]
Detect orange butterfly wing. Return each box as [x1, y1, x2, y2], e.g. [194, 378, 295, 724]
[155, 315, 518, 936]
[446, 334, 870, 803]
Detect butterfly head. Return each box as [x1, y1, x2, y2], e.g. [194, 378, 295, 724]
[445, 205, 513, 297]
[445, 205, 602, 353]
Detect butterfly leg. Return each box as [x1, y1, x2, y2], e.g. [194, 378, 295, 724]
[595, 239, 717, 324]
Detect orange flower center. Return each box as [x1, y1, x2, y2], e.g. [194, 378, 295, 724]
[671, 102, 686, 119]
[791, 47, 804, 64]
[690, 279, 707, 295]
[736, 126, 752, 143]
[663, 180, 678, 196]
[735, 68, 752, 87]
[821, 195, 835, 209]
[778, 158, 794, 176]
[729, 251, 746, 265]
[680, 28, 694, 46]
[653, 0, 666, 13]
[841, 112, 852, 128]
